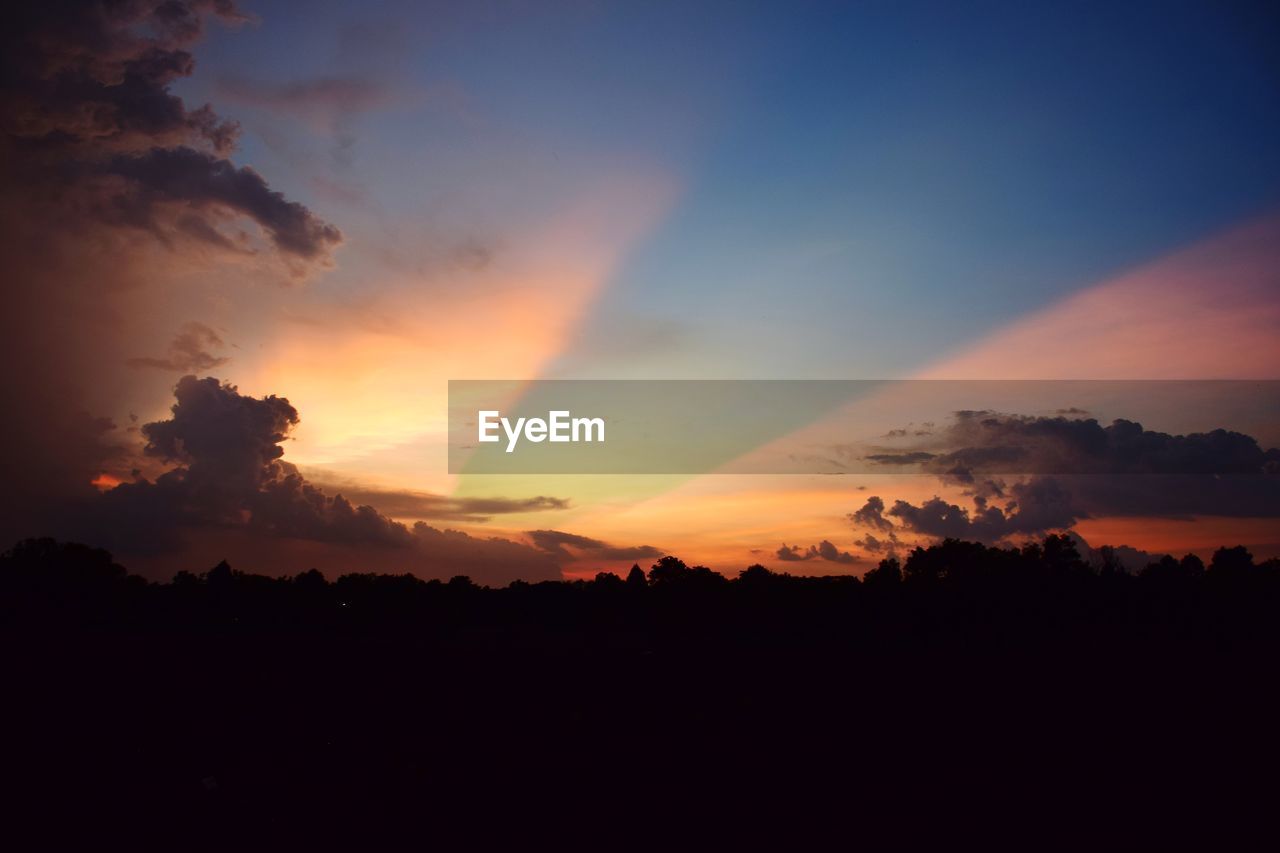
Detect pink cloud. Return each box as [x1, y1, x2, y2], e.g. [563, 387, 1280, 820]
[923, 215, 1280, 379]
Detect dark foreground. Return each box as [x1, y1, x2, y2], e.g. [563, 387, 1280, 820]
[3, 536, 1279, 849]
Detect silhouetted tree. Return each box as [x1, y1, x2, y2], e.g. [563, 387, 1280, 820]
[1210, 545, 1255, 577]
[738, 564, 776, 585]
[1042, 534, 1084, 572]
[626, 564, 647, 589]
[647, 556, 689, 586]
[206, 559, 234, 586]
[863, 556, 901, 587]
[1180, 553, 1206, 576]
[904, 539, 991, 583]
[1141, 555, 1182, 581]
[594, 571, 623, 588]
[1, 538, 127, 592]
[295, 568, 328, 591]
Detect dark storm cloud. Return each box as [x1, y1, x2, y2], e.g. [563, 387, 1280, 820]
[2, 1, 245, 156]
[0, 1, 345, 548]
[925, 411, 1274, 477]
[79, 377, 559, 583]
[103, 147, 342, 259]
[855, 533, 896, 555]
[926, 412, 1280, 520]
[850, 411, 1280, 546]
[127, 321, 229, 371]
[848, 495, 894, 532]
[141, 375, 296, 485]
[0, 4, 555, 584]
[858, 471, 1280, 546]
[1060, 473, 1280, 520]
[775, 540, 858, 564]
[874, 477, 1080, 544]
[526, 529, 663, 562]
[1, 0, 341, 265]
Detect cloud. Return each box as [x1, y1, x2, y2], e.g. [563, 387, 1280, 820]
[775, 540, 858, 565]
[2, 0, 340, 267]
[848, 495, 895, 532]
[926, 411, 1274, 477]
[526, 529, 663, 562]
[1057, 473, 1280, 520]
[0, 1, 344, 546]
[1065, 532, 1168, 575]
[127, 322, 229, 371]
[850, 410, 1280, 546]
[103, 147, 342, 260]
[865, 410, 1277, 480]
[865, 451, 938, 465]
[2, 1, 246, 157]
[90, 375, 371, 543]
[855, 533, 896, 555]
[73, 376, 559, 584]
[878, 477, 1080, 544]
[302, 479, 570, 523]
[927, 412, 1280, 520]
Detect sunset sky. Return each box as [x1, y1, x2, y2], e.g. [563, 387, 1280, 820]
[3, 0, 1278, 583]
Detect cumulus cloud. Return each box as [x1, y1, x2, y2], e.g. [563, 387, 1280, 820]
[775, 540, 858, 565]
[855, 532, 898, 556]
[0, 1, 344, 545]
[848, 495, 895, 532]
[74, 376, 560, 584]
[872, 477, 1080, 544]
[850, 411, 1280, 546]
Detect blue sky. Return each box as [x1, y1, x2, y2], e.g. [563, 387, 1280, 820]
[179, 0, 1280, 380]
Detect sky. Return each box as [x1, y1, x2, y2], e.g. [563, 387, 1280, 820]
[2, 0, 1278, 582]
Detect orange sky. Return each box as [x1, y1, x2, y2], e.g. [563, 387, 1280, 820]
[6, 0, 1279, 583]
[249, 214, 1280, 576]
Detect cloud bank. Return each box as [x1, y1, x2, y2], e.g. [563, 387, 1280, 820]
[526, 529, 664, 563]
[0, 1, 343, 547]
[851, 411, 1280, 547]
[73, 376, 561, 584]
